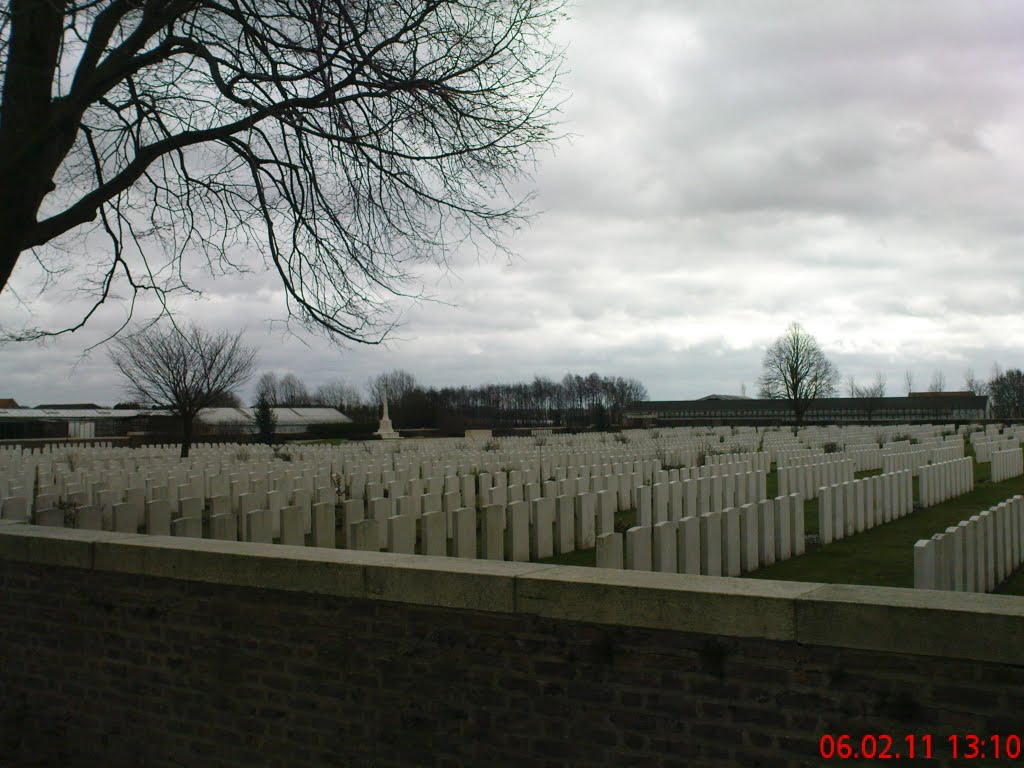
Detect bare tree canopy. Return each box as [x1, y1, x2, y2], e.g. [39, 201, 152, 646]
[367, 369, 418, 407]
[988, 368, 1024, 419]
[963, 368, 989, 396]
[927, 369, 947, 393]
[313, 379, 364, 412]
[254, 372, 281, 406]
[757, 322, 840, 426]
[850, 370, 886, 422]
[852, 370, 886, 399]
[109, 323, 257, 456]
[0, 0, 566, 341]
[277, 373, 312, 407]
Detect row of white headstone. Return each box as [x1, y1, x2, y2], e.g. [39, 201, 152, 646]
[12, 489, 334, 544]
[914, 495, 1024, 592]
[777, 458, 855, 501]
[22, 492, 334, 545]
[917, 457, 974, 508]
[595, 493, 805, 575]
[817, 470, 913, 544]
[881, 449, 933, 477]
[972, 434, 1022, 463]
[991, 448, 1024, 484]
[704, 451, 771, 472]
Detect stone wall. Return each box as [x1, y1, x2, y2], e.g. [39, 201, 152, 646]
[1, 522, 1023, 767]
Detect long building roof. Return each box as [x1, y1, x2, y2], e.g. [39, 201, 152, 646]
[627, 395, 988, 413]
[0, 407, 352, 424]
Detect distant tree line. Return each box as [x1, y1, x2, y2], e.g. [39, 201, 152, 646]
[252, 370, 648, 431]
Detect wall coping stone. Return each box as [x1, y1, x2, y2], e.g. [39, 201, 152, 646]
[2, 523, 1021, 665]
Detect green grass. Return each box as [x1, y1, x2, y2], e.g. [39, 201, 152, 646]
[750, 470, 1024, 590]
[541, 458, 1024, 594]
[539, 504, 638, 567]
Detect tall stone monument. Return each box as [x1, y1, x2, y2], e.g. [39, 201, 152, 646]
[375, 391, 400, 440]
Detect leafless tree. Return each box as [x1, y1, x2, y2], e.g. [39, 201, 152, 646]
[109, 323, 257, 456]
[0, 0, 566, 342]
[758, 322, 840, 428]
[963, 368, 989, 396]
[852, 371, 886, 422]
[367, 369, 418, 408]
[314, 380, 364, 413]
[927, 370, 947, 393]
[846, 375, 858, 398]
[207, 390, 242, 408]
[853, 371, 886, 399]
[277, 373, 312, 406]
[904, 370, 915, 395]
[988, 368, 1024, 419]
[254, 372, 281, 406]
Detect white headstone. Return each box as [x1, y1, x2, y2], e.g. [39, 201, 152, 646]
[625, 526, 653, 571]
[652, 521, 678, 573]
[677, 516, 701, 575]
[596, 532, 623, 569]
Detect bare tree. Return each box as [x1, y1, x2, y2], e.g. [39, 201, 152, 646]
[846, 375, 858, 398]
[964, 368, 989, 396]
[927, 370, 947, 393]
[988, 369, 1024, 419]
[0, 0, 566, 341]
[314, 380, 364, 413]
[367, 370, 418, 408]
[277, 373, 312, 407]
[254, 372, 280, 406]
[758, 322, 840, 428]
[854, 371, 886, 399]
[853, 371, 886, 422]
[904, 370, 915, 395]
[207, 390, 242, 408]
[109, 324, 257, 457]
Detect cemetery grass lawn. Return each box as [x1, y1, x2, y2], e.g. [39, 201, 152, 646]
[538, 506, 639, 567]
[539, 462, 1024, 592]
[540, 466, 883, 569]
[749, 471, 1024, 590]
[514, 455, 1024, 590]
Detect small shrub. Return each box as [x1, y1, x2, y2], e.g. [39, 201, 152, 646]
[56, 498, 80, 528]
[331, 471, 350, 503]
[61, 452, 80, 472]
[650, 429, 661, 439]
[614, 434, 630, 445]
[483, 438, 501, 452]
[235, 447, 252, 462]
[272, 445, 293, 462]
[822, 441, 839, 454]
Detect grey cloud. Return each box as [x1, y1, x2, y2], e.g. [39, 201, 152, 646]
[4, 1, 1024, 406]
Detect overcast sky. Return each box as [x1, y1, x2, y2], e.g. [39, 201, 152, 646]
[3, 1, 1024, 407]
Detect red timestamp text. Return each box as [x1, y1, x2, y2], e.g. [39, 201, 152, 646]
[820, 733, 1024, 761]
[819, 733, 932, 760]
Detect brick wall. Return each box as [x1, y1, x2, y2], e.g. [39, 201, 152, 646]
[2, 557, 1023, 768]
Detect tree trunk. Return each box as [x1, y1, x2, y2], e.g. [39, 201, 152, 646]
[0, 0, 66, 293]
[180, 415, 193, 458]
